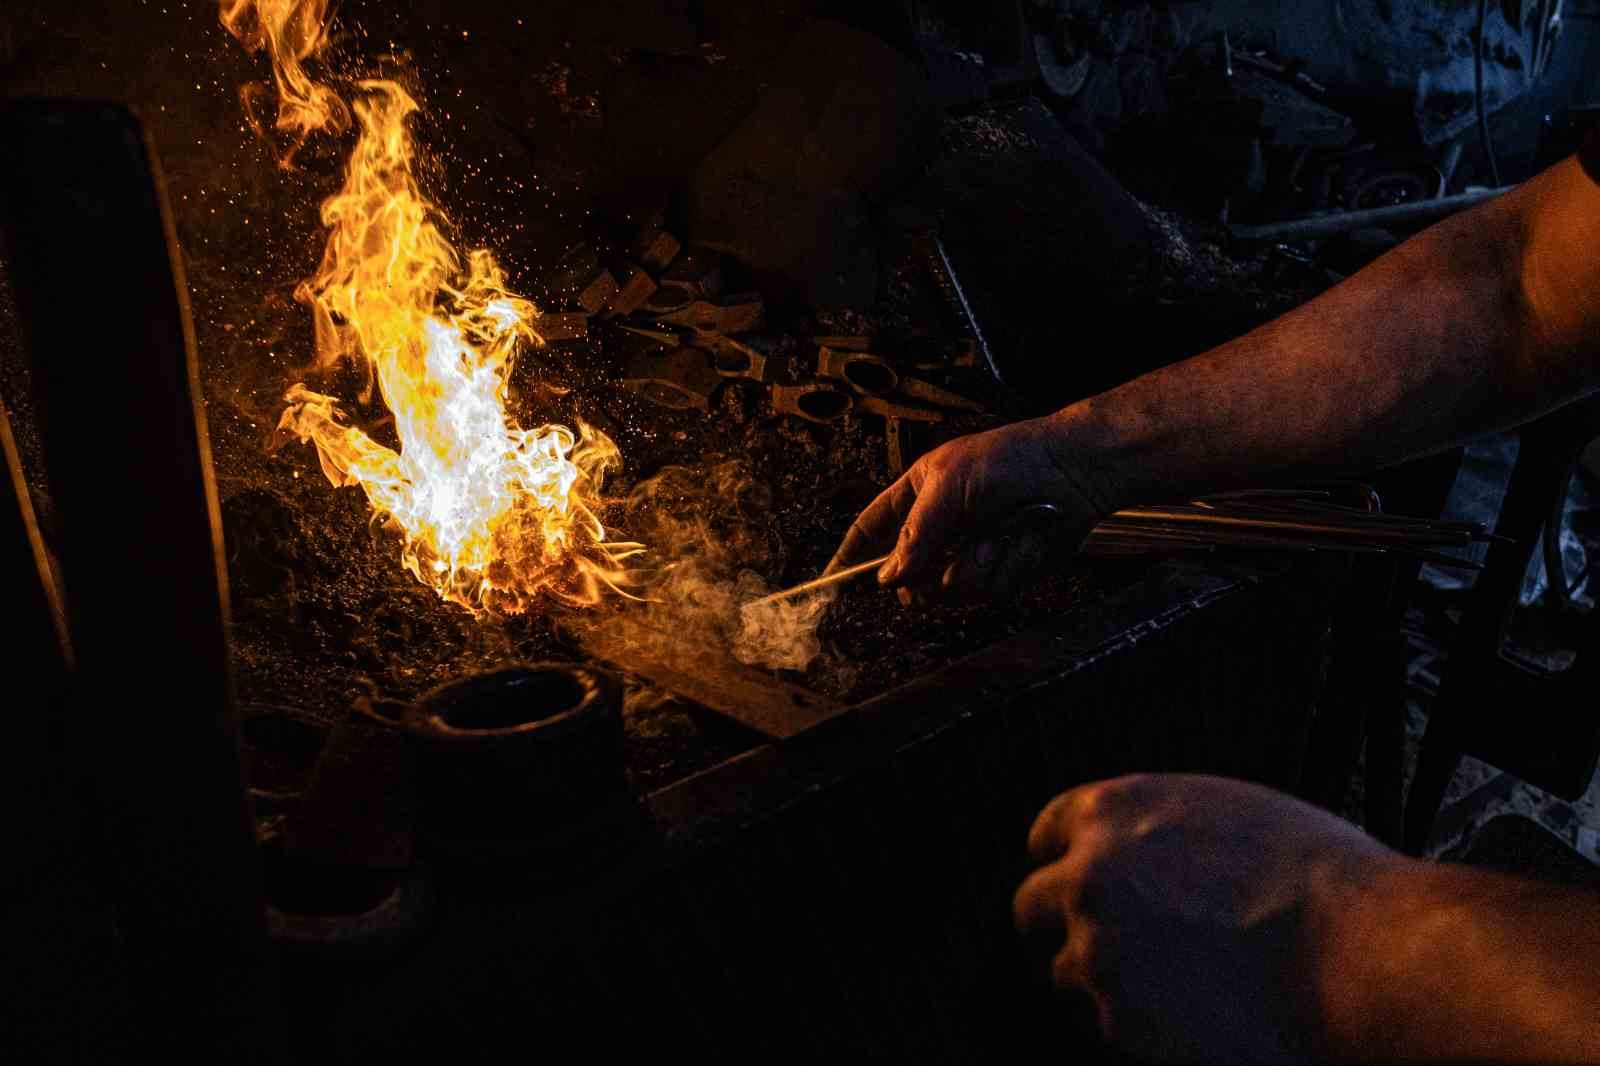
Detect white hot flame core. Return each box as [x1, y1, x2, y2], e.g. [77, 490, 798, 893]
[224, 3, 641, 614]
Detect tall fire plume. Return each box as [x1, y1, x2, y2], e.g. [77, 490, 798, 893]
[223, 1, 642, 614]
[219, 0, 349, 165]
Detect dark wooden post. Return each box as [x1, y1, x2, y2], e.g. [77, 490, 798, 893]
[0, 101, 284, 1064]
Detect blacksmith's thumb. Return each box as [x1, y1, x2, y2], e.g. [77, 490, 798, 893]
[879, 483, 960, 587]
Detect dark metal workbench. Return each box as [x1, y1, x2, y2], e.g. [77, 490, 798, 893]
[313, 556, 1338, 1065]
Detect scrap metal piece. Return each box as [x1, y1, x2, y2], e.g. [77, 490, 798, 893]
[617, 324, 682, 347]
[813, 335, 872, 351]
[658, 293, 765, 333]
[696, 331, 771, 383]
[647, 245, 725, 314]
[897, 375, 985, 413]
[885, 415, 907, 477]
[620, 347, 722, 411]
[635, 228, 682, 273]
[816, 345, 853, 381]
[533, 311, 588, 342]
[639, 284, 697, 314]
[580, 616, 850, 741]
[660, 245, 724, 299]
[817, 347, 899, 395]
[578, 269, 620, 313]
[857, 393, 944, 422]
[605, 262, 659, 317]
[771, 382, 853, 423]
[899, 331, 979, 372]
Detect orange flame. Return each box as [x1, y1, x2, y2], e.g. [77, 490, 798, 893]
[225, 4, 643, 613]
[220, 0, 350, 165]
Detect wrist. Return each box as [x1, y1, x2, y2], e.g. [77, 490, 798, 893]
[1034, 401, 1136, 519]
[1307, 851, 1436, 1063]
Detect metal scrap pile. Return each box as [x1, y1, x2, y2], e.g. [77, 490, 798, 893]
[536, 224, 1003, 478]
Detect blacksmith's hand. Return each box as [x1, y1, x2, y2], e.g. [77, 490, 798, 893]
[827, 418, 1110, 606]
[1014, 774, 1401, 1066]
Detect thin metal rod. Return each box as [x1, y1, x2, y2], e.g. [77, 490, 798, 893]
[931, 235, 1003, 385]
[749, 499, 1489, 606]
[1113, 507, 1480, 545]
[1226, 187, 1509, 243]
[744, 554, 892, 608]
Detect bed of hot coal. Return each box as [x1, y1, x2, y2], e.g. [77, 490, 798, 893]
[212, 320, 1127, 794]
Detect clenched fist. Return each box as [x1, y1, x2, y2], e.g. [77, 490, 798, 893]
[1013, 774, 1400, 1066]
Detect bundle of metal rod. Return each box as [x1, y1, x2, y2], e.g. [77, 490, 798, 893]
[746, 489, 1492, 608]
[1083, 489, 1494, 570]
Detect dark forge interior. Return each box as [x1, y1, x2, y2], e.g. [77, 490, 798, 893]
[4, 3, 1600, 1064]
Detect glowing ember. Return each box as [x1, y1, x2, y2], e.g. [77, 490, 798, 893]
[225, 3, 642, 613]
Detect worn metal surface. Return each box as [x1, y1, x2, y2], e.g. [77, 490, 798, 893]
[856, 392, 944, 422]
[817, 346, 897, 394]
[619, 346, 722, 411]
[659, 293, 765, 333]
[576, 268, 620, 313]
[813, 334, 872, 352]
[634, 228, 681, 273]
[770, 381, 854, 423]
[897, 373, 986, 413]
[697, 331, 771, 382]
[332, 559, 1337, 1065]
[605, 262, 659, 317]
[580, 615, 850, 740]
[533, 310, 588, 342]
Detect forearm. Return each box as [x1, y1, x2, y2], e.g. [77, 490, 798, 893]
[1316, 856, 1600, 1064]
[1048, 164, 1600, 512]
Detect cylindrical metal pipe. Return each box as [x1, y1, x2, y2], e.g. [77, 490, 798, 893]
[407, 664, 632, 866]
